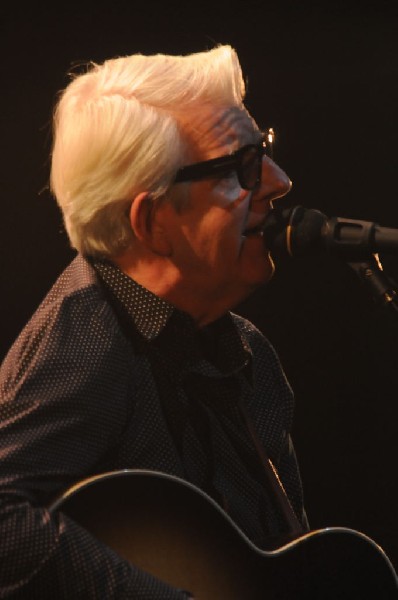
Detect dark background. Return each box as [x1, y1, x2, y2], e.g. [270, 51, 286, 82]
[2, 0, 398, 573]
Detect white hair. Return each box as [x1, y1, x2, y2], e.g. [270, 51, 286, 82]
[50, 45, 246, 257]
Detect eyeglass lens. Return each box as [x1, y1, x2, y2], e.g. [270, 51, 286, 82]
[239, 147, 260, 189]
[240, 129, 274, 189]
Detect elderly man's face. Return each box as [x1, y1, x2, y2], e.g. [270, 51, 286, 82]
[158, 105, 291, 323]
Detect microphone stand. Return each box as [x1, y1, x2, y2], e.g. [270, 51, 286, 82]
[347, 254, 398, 316]
[262, 205, 398, 314]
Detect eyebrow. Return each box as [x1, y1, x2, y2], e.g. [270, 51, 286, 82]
[174, 137, 266, 188]
[226, 131, 266, 156]
[182, 139, 262, 170]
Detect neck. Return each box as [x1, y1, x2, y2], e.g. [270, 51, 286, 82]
[111, 250, 234, 328]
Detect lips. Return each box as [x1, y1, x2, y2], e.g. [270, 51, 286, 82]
[242, 216, 267, 237]
[242, 202, 272, 237]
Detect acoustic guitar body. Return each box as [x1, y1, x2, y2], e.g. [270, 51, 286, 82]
[50, 469, 398, 599]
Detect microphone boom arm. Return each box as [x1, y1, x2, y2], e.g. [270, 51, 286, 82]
[263, 205, 398, 260]
[263, 205, 398, 316]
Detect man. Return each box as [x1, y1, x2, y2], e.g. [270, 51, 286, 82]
[0, 45, 307, 598]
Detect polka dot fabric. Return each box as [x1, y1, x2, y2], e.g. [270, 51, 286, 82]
[0, 254, 306, 598]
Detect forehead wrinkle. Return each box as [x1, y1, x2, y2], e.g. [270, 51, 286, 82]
[178, 105, 259, 161]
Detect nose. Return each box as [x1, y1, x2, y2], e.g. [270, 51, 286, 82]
[257, 155, 292, 203]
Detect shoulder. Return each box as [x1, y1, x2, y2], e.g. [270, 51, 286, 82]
[1, 255, 131, 381]
[42, 254, 107, 313]
[20, 255, 119, 341]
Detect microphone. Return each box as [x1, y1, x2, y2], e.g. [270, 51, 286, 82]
[262, 205, 398, 260]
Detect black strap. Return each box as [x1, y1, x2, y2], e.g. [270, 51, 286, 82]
[237, 400, 304, 536]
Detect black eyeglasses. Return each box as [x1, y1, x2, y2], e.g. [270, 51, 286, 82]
[174, 128, 275, 191]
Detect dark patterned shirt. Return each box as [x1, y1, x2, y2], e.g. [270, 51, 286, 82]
[0, 255, 306, 598]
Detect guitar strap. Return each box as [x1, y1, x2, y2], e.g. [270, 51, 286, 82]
[237, 400, 304, 536]
[145, 328, 305, 538]
[99, 281, 304, 538]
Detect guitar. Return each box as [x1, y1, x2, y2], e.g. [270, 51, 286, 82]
[50, 469, 398, 599]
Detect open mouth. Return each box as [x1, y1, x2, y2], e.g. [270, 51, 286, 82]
[242, 222, 265, 237]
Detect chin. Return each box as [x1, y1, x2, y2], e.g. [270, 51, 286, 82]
[248, 254, 275, 287]
[242, 238, 275, 281]
[234, 261, 275, 308]
[265, 256, 276, 281]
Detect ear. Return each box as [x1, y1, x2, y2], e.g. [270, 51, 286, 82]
[129, 192, 172, 256]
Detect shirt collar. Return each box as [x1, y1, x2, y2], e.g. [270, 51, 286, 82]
[92, 257, 174, 340]
[91, 257, 252, 376]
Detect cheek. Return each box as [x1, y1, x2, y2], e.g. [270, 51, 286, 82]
[177, 180, 249, 266]
[213, 176, 242, 204]
[179, 214, 237, 272]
